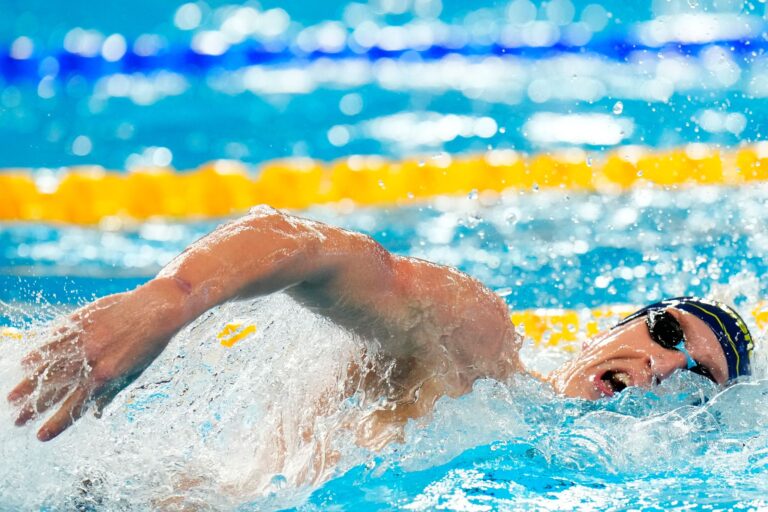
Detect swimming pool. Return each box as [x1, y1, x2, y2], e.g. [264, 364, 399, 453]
[2, 0, 768, 510]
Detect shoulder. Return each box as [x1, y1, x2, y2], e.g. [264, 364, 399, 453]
[390, 257, 522, 380]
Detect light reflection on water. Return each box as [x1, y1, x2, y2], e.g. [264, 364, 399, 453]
[0, 186, 766, 509]
[3, 186, 768, 309]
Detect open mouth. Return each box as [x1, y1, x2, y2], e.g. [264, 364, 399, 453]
[596, 370, 633, 396]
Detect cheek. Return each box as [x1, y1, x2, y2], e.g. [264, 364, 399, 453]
[582, 331, 616, 351]
[581, 333, 625, 359]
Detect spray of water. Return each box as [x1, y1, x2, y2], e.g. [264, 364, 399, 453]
[1, 289, 765, 510]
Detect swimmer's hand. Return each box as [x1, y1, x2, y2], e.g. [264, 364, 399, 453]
[7, 279, 184, 441]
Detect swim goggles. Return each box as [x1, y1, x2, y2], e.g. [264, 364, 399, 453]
[645, 309, 717, 383]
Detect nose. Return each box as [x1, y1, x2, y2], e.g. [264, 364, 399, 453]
[648, 348, 689, 383]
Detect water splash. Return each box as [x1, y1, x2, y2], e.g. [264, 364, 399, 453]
[0, 295, 386, 509]
[303, 374, 768, 510]
[0, 292, 767, 509]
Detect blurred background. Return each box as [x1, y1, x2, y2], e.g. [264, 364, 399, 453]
[1, 0, 764, 169]
[2, 0, 768, 314]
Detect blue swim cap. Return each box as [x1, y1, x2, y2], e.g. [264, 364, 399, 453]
[618, 297, 754, 382]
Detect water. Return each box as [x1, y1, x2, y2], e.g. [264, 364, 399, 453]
[4, 0, 768, 509]
[3, 187, 768, 310]
[1, 190, 767, 509]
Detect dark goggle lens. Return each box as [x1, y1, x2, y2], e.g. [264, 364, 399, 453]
[645, 310, 684, 350]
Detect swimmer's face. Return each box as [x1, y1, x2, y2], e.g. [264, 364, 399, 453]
[548, 307, 729, 400]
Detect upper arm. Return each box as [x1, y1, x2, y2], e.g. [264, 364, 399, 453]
[290, 231, 520, 383]
[162, 205, 519, 384]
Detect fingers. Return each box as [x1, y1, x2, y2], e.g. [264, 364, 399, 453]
[8, 375, 37, 405]
[7, 361, 50, 405]
[9, 328, 84, 407]
[14, 382, 73, 426]
[37, 386, 90, 442]
[10, 349, 86, 428]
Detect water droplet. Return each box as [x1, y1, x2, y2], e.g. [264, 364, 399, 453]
[504, 209, 518, 224]
[418, 160, 425, 167]
[532, 183, 540, 191]
[269, 474, 287, 490]
[407, 192, 414, 199]
[687, 0, 699, 7]
[586, 157, 593, 167]
[378, 179, 386, 189]
[468, 189, 478, 200]
[495, 287, 513, 297]
[612, 101, 624, 115]
[464, 214, 482, 228]
[637, 170, 644, 177]
[499, 127, 507, 134]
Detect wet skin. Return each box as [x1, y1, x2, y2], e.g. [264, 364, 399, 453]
[6, 206, 729, 443]
[549, 307, 729, 399]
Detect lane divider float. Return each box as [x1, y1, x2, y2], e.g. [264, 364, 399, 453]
[2, 23, 763, 84]
[3, 143, 768, 225]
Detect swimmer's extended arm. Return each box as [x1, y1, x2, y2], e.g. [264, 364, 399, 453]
[9, 206, 518, 441]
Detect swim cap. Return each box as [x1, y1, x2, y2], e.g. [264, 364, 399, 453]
[617, 297, 754, 382]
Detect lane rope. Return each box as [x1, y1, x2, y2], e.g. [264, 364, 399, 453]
[3, 21, 763, 83]
[3, 143, 768, 224]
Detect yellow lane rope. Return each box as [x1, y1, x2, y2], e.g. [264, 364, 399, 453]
[3, 143, 768, 224]
[216, 321, 257, 348]
[2, 302, 766, 349]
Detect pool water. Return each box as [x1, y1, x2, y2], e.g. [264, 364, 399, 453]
[3, 0, 768, 510]
[1, 190, 767, 510]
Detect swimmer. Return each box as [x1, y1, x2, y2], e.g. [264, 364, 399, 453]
[7, 206, 754, 444]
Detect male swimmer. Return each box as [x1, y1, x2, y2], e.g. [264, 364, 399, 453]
[6, 206, 754, 444]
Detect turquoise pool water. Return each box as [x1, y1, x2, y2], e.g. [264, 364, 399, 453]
[2, 0, 768, 510]
[1, 191, 767, 510]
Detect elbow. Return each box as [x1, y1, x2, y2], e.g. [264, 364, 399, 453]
[146, 274, 194, 302]
[136, 274, 196, 325]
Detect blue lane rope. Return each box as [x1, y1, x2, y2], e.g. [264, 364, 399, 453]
[0, 34, 762, 83]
